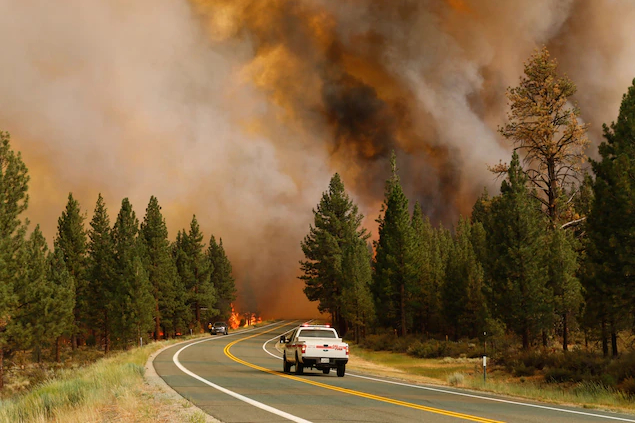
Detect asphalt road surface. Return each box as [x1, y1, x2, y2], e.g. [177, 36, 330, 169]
[153, 320, 635, 423]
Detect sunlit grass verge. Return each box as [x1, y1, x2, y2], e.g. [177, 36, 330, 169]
[349, 346, 635, 414]
[465, 377, 635, 412]
[0, 336, 209, 423]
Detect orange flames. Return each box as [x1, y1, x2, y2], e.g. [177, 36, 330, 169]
[228, 303, 262, 329]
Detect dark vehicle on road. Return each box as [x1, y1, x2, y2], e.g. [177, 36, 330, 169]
[210, 321, 229, 335]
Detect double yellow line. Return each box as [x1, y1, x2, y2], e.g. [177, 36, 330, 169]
[223, 323, 503, 423]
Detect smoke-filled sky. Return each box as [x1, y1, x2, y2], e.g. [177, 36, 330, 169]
[1, 0, 634, 318]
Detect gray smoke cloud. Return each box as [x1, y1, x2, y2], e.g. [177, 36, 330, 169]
[0, 0, 633, 318]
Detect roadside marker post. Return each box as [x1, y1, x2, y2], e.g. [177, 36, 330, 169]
[483, 355, 487, 383]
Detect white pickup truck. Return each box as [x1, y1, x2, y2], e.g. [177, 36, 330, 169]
[279, 324, 349, 377]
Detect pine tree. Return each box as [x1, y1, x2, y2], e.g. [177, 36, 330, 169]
[86, 194, 116, 352]
[0, 131, 29, 390]
[300, 173, 369, 336]
[486, 152, 550, 349]
[373, 152, 416, 336]
[111, 198, 153, 347]
[55, 193, 87, 349]
[340, 235, 374, 342]
[442, 217, 488, 339]
[140, 196, 179, 340]
[8, 226, 47, 355]
[410, 202, 434, 334]
[496, 46, 589, 226]
[207, 236, 237, 321]
[585, 79, 635, 356]
[175, 216, 215, 331]
[46, 246, 75, 362]
[546, 227, 583, 350]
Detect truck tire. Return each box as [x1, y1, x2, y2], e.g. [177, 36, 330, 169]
[336, 364, 345, 377]
[294, 354, 304, 375]
[283, 354, 291, 373]
[322, 368, 330, 375]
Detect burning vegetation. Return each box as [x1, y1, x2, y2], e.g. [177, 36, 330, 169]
[228, 304, 262, 329]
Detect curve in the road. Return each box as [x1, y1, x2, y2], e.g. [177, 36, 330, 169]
[172, 322, 311, 423]
[260, 329, 635, 423]
[224, 324, 502, 423]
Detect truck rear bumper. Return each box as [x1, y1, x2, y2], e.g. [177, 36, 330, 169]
[302, 357, 348, 369]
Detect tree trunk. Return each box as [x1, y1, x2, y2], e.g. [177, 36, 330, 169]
[522, 325, 530, 350]
[155, 298, 160, 341]
[400, 283, 406, 337]
[601, 319, 609, 358]
[547, 158, 558, 224]
[611, 328, 618, 357]
[0, 346, 4, 390]
[562, 313, 568, 351]
[104, 313, 110, 354]
[542, 330, 548, 348]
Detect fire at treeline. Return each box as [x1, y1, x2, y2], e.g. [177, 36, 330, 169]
[0, 139, 242, 387]
[298, 47, 635, 365]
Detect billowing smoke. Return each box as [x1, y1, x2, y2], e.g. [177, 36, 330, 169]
[0, 0, 633, 318]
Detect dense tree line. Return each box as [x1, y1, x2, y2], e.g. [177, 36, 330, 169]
[300, 48, 635, 359]
[0, 136, 236, 387]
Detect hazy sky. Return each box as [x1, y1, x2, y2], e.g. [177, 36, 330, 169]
[1, 0, 634, 318]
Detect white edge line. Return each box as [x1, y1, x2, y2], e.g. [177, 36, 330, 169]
[261, 334, 635, 422]
[172, 322, 313, 423]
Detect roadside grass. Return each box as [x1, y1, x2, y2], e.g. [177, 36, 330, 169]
[349, 346, 635, 415]
[0, 335, 210, 423]
[0, 321, 274, 422]
[351, 347, 478, 380]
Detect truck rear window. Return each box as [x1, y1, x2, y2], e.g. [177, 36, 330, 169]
[298, 329, 336, 338]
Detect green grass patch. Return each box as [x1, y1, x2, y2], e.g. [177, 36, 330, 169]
[351, 346, 478, 381]
[0, 335, 203, 423]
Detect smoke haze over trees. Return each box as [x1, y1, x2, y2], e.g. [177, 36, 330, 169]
[2, 0, 635, 317]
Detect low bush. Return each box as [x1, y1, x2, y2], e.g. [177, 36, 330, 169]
[618, 377, 635, 397]
[447, 372, 465, 386]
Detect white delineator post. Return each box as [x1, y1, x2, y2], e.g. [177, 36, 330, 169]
[483, 355, 487, 382]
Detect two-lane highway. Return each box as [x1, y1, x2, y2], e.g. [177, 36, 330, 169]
[153, 320, 635, 422]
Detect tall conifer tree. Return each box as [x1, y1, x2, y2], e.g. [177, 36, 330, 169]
[586, 79, 635, 356]
[300, 173, 369, 336]
[0, 131, 29, 389]
[207, 236, 237, 320]
[411, 203, 435, 334]
[140, 196, 178, 340]
[486, 152, 550, 349]
[442, 218, 488, 339]
[86, 194, 115, 352]
[175, 216, 215, 330]
[373, 152, 416, 336]
[10, 226, 47, 359]
[55, 193, 87, 349]
[47, 247, 75, 362]
[340, 235, 374, 342]
[112, 198, 153, 347]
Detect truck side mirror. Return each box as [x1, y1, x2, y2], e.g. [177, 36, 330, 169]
[280, 335, 286, 343]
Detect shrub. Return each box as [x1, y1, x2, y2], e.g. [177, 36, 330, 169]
[545, 367, 577, 383]
[447, 372, 465, 386]
[618, 377, 635, 397]
[513, 362, 536, 377]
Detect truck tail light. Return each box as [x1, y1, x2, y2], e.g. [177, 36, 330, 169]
[301, 344, 306, 354]
[345, 346, 349, 356]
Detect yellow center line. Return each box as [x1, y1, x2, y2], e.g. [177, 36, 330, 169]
[224, 323, 505, 423]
